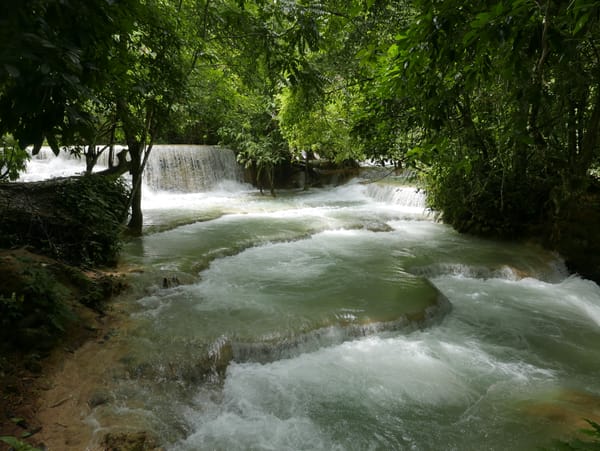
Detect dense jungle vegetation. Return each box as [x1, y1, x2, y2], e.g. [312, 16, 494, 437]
[2, 2, 600, 449]
[1, 0, 600, 254]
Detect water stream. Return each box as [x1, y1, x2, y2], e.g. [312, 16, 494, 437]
[21, 146, 600, 449]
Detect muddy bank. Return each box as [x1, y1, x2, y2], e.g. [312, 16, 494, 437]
[0, 249, 128, 451]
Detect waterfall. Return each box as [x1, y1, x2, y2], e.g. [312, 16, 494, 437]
[143, 145, 243, 192]
[365, 182, 428, 209]
[21, 144, 243, 192]
[20, 147, 89, 182]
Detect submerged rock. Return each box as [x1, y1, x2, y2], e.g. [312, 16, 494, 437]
[101, 431, 163, 451]
[88, 390, 111, 408]
[162, 276, 181, 289]
[114, 279, 452, 389]
[521, 389, 600, 443]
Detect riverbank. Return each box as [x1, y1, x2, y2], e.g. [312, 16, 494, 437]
[0, 249, 130, 451]
[0, 306, 121, 451]
[31, 296, 153, 451]
[542, 189, 600, 284]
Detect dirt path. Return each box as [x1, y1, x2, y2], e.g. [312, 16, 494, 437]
[0, 301, 129, 451]
[35, 308, 129, 450]
[0, 249, 151, 451]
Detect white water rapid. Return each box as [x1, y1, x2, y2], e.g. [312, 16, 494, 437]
[20, 152, 600, 450]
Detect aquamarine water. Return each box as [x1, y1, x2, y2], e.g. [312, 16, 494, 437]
[104, 180, 600, 451]
[21, 149, 600, 449]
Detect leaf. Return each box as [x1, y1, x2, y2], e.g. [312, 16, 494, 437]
[471, 12, 492, 29]
[581, 419, 600, 436]
[387, 44, 399, 58]
[462, 29, 478, 47]
[573, 12, 590, 35]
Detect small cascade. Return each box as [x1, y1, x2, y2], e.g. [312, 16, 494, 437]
[365, 182, 428, 209]
[20, 147, 93, 182]
[21, 145, 243, 192]
[144, 145, 243, 192]
[28, 146, 115, 165]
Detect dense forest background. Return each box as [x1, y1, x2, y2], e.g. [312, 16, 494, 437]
[1, 0, 599, 246]
[2, 2, 600, 448]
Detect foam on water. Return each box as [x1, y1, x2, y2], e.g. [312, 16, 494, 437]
[19, 147, 97, 181]
[174, 333, 556, 450]
[432, 269, 600, 329]
[365, 182, 427, 207]
[127, 226, 448, 365]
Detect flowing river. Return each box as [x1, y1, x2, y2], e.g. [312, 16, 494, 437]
[23, 147, 600, 449]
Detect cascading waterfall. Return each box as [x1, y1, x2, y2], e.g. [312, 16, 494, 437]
[19, 146, 91, 181]
[16, 151, 600, 450]
[364, 181, 427, 208]
[20, 145, 243, 192]
[143, 145, 243, 192]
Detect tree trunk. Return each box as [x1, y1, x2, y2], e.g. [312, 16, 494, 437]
[578, 79, 600, 178]
[127, 142, 144, 235]
[117, 97, 156, 236]
[85, 144, 97, 175]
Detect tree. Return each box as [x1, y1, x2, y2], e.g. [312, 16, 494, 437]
[275, 1, 415, 169]
[222, 92, 290, 195]
[277, 84, 362, 165]
[200, 0, 336, 192]
[111, 0, 187, 234]
[0, 0, 138, 154]
[0, 0, 189, 234]
[0, 135, 29, 181]
[375, 0, 600, 235]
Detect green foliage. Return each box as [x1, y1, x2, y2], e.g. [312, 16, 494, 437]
[0, 134, 29, 181]
[0, 0, 139, 153]
[370, 0, 600, 236]
[2, 0, 391, 221]
[0, 436, 42, 451]
[0, 263, 72, 350]
[219, 92, 291, 192]
[277, 85, 365, 164]
[0, 293, 25, 324]
[54, 176, 130, 266]
[159, 66, 239, 144]
[0, 175, 129, 266]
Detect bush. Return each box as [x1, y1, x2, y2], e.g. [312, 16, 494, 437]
[54, 175, 130, 266]
[0, 175, 130, 266]
[0, 262, 72, 351]
[0, 134, 29, 181]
